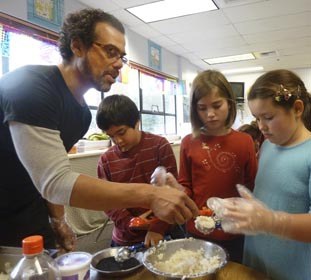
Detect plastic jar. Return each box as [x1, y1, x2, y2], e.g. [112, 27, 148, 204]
[9, 235, 60, 280]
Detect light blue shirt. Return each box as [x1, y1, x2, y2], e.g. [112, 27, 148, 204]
[243, 139, 311, 280]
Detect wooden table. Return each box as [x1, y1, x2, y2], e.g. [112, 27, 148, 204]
[90, 261, 270, 280]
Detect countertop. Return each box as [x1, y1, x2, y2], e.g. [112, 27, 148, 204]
[68, 141, 181, 159]
[90, 261, 270, 280]
[0, 246, 269, 280]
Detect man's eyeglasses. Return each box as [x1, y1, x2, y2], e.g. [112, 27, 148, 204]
[93, 42, 128, 64]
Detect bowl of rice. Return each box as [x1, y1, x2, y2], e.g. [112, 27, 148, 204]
[142, 238, 227, 279]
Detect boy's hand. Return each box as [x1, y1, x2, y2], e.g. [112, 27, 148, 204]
[151, 166, 184, 191]
[150, 166, 167, 186]
[144, 231, 163, 247]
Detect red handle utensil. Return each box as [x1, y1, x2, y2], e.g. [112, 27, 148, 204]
[129, 210, 159, 230]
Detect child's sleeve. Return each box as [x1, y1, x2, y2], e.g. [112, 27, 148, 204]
[243, 135, 258, 191]
[97, 154, 110, 181]
[105, 208, 137, 231]
[97, 153, 137, 231]
[148, 219, 172, 236]
[158, 138, 178, 178]
[178, 137, 194, 197]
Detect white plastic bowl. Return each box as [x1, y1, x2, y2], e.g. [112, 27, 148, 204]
[56, 252, 92, 280]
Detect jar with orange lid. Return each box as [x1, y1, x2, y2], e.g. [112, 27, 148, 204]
[9, 235, 60, 280]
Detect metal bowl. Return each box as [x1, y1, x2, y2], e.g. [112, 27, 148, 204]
[142, 238, 227, 279]
[91, 247, 143, 277]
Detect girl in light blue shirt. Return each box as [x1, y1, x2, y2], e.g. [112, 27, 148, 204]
[209, 69, 311, 280]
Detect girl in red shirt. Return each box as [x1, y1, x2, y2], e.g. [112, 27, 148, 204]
[178, 70, 257, 262]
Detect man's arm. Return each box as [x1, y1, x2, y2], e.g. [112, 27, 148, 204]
[71, 175, 196, 224]
[9, 122, 199, 224]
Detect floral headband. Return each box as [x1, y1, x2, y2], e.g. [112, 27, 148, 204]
[275, 84, 301, 102]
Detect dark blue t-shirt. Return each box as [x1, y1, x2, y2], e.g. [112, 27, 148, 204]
[0, 65, 91, 247]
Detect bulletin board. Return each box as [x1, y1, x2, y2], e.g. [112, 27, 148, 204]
[27, 0, 64, 32]
[148, 40, 162, 71]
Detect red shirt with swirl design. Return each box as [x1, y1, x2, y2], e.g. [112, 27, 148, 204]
[178, 129, 257, 240]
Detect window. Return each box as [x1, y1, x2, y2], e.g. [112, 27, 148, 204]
[0, 13, 60, 74]
[139, 71, 177, 135]
[105, 64, 177, 135]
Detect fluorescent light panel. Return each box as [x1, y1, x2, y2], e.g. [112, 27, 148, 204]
[127, 0, 218, 23]
[204, 53, 256, 64]
[222, 66, 264, 75]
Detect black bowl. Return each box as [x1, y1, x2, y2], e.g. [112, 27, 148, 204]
[91, 247, 143, 277]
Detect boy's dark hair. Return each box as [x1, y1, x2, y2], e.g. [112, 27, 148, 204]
[96, 94, 140, 131]
[190, 70, 237, 137]
[59, 8, 125, 62]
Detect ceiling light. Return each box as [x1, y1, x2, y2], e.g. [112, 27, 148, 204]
[204, 53, 256, 64]
[222, 66, 264, 75]
[126, 0, 218, 23]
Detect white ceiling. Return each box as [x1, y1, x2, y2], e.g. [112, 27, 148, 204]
[77, 0, 311, 72]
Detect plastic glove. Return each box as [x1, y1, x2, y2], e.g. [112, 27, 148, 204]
[165, 172, 185, 191]
[50, 216, 77, 254]
[207, 185, 290, 236]
[150, 166, 184, 191]
[150, 166, 167, 186]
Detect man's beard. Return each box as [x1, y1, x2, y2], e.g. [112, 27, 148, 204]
[82, 57, 112, 93]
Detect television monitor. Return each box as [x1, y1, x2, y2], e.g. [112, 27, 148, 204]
[230, 82, 245, 103]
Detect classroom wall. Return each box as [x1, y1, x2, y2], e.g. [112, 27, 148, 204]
[0, 0, 87, 19]
[226, 68, 311, 97]
[1, 0, 310, 133]
[226, 68, 311, 128]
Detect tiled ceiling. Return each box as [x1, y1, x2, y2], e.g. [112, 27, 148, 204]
[77, 0, 311, 72]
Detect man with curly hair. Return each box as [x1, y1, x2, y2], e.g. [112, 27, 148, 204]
[0, 8, 198, 250]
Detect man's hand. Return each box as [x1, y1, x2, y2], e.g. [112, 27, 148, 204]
[47, 203, 76, 254]
[50, 216, 77, 254]
[149, 187, 198, 224]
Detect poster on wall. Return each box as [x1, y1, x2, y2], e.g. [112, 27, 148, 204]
[148, 40, 162, 71]
[27, 0, 64, 32]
